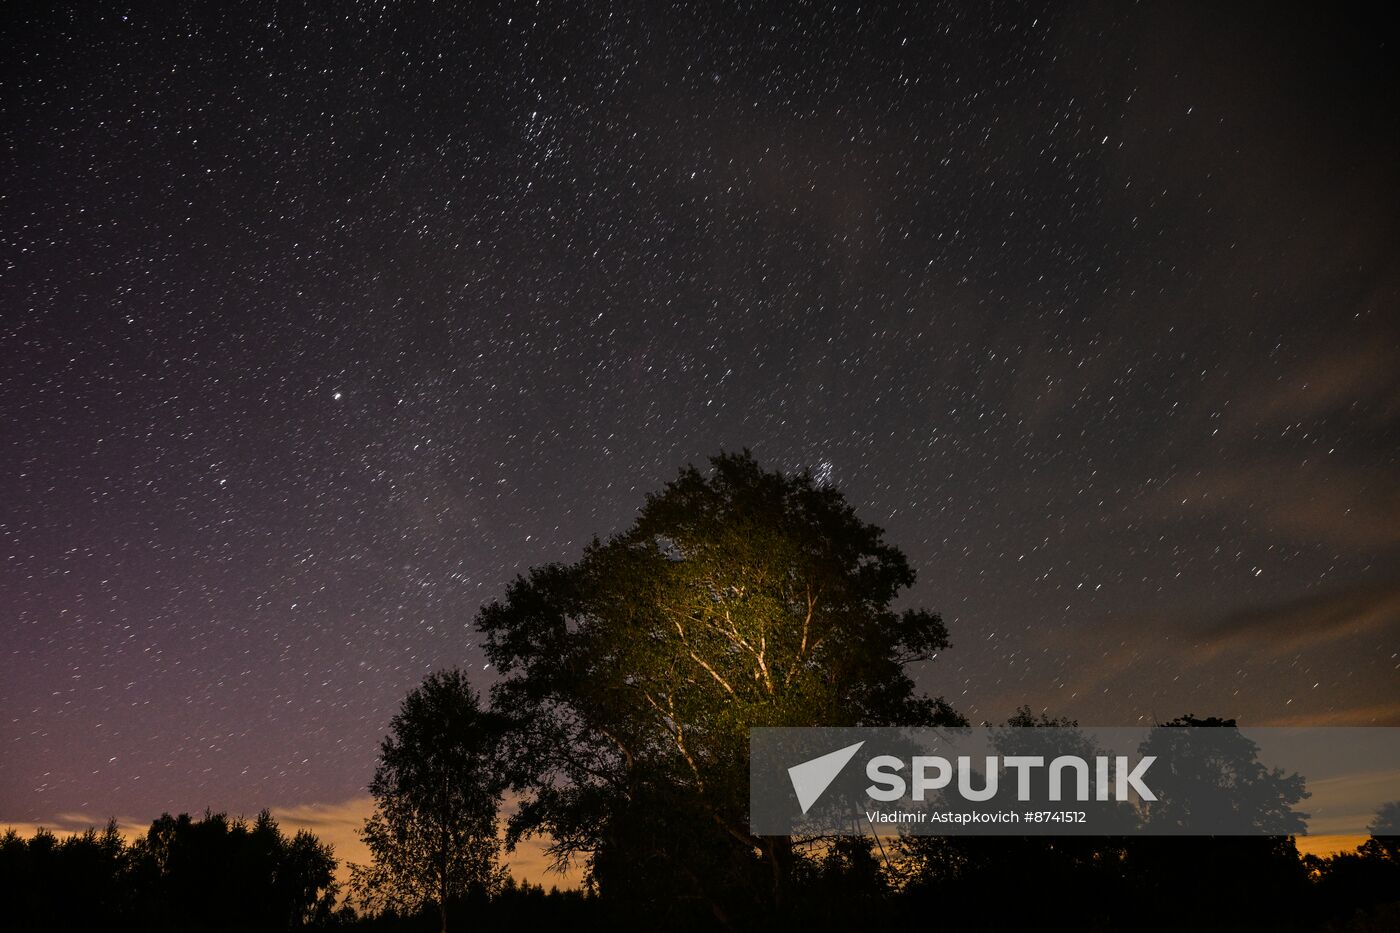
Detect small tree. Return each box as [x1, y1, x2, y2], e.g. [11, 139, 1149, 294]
[1360, 800, 1400, 862]
[351, 669, 506, 933]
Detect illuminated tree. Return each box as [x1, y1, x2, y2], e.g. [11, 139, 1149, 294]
[350, 669, 505, 933]
[478, 450, 959, 923]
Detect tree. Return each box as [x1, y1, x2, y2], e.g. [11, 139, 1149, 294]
[1123, 716, 1312, 931]
[1309, 801, 1400, 928]
[350, 669, 506, 933]
[893, 707, 1136, 929]
[126, 809, 337, 931]
[1137, 715, 1309, 835]
[1361, 800, 1400, 862]
[0, 820, 132, 931]
[477, 450, 959, 924]
[0, 813, 338, 932]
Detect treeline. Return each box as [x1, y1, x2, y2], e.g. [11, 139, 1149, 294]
[0, 809, 602, 932]
[2, 810, 1399, 932]
[0, 811, 336, 931]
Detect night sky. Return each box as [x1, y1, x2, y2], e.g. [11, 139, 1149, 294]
[3, 1, 1398, 856]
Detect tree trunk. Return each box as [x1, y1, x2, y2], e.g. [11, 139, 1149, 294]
[440, 776, 451, 933]
[767, 834, 794, 909]
[440, 834, 450, 933]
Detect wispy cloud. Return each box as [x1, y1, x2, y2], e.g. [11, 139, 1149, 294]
[1194, 577, 1400, 661]
[955, 574, 1400, 729]
[0, 813, 148, 841]
[1162, 461, 1400, 550]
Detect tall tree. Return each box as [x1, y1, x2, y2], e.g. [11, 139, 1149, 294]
[1137, 715, 1309, 835]
[1122, 716, 1312, 931]
[350, 669, 505, 933]
[478, 450, 960, 923]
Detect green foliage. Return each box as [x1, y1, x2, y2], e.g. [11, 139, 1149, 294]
[477, 450, 959, 918]
[350, 669, 506, 930]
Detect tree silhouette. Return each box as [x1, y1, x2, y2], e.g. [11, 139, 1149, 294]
[0, 820, 131, 930]
[477, 450, 959, 924]
[129, 809, 338, 931]
[350, 669, 506, 933]
[1137, 714, 1309, 834]
[1308, 800, 1400, 929]
[893, 707, 1135, 929]
[1361, 800, 1400, 862]
[1122, 716, 1312, 932]
[0, 810, 337, 932]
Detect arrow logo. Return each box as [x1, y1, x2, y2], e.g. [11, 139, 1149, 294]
[787, 741, 865, 814]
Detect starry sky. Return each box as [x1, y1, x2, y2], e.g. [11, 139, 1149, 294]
[3, 0, 1398, 856]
